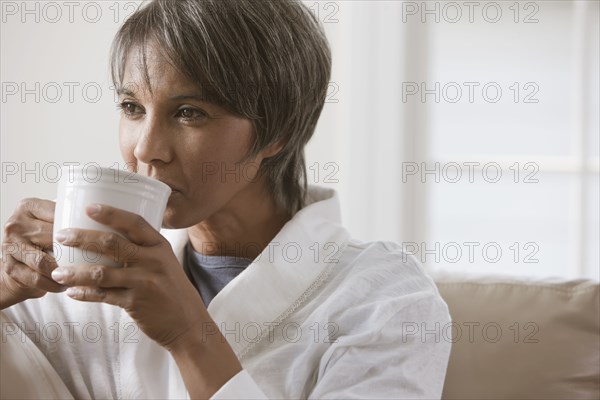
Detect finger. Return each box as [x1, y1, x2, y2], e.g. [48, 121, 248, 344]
[85, 204, 162, 246]
[5, 256, 66, 293]
[4, 219, 54, 251]
[66, 286, 129, 308]
[2, 240, 58, 277]
[51, 264, 138, 289]
[18, 198, 56, 223]
[24, 221, 54, 251]
[54, 228, 139, 264]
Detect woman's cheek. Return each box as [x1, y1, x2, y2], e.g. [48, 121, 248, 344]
[118, 127, 138, 168]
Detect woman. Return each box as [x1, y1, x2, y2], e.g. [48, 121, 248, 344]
[0, 0, 451, 398]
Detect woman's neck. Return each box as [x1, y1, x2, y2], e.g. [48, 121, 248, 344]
[186, 182, 292, 259]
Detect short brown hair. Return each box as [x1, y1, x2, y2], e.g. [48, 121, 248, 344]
[110, 0, 332, 214]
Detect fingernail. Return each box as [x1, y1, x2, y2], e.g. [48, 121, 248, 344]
[66, 287, 81, 297]
[87, 204, 101, 216]
[54, 230, 68, 242]
[51, 268, 67, 283]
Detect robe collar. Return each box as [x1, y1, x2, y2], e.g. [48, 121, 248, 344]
[161, 185, 350, 358]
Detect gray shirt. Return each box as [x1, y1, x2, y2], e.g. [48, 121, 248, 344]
[183, 240, 253, 307]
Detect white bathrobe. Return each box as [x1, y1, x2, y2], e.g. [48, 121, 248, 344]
[1, 185, 451, 399]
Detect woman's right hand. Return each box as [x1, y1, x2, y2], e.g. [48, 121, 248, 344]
[1, 198, 65, 310]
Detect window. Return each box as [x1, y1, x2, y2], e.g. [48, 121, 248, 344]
[307, 0, 599, 279]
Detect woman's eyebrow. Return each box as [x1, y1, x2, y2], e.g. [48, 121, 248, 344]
[116, 88, 136, 97]
[115, 89, 218, 104]
[169, 94, 213, 103]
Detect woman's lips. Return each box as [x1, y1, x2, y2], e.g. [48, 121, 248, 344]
[145, 174, 182, 195]
[154, 178, 181, 193]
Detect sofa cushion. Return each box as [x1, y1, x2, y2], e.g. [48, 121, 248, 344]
[433, 272, 599, 399]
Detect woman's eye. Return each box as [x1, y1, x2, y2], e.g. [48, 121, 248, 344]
[176, 107, 206, 121]
[117, 102, 142, 117]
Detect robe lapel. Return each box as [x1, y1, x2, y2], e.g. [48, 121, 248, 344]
[161, 186, 350, 359]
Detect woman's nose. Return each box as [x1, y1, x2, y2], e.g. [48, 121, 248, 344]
[133, 115, 172, 165]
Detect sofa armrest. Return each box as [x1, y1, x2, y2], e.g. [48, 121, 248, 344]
[432, 271, 599, 400]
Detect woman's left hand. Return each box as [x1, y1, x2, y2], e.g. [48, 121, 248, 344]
[51, 203, 207, 351]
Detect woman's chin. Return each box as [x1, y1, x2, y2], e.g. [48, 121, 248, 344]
[161, 203, 185, 230]
[160, 200, 201, 230]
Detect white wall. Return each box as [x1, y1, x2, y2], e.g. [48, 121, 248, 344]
[1, 1, 125, 224]
[1, 1, 409, 242]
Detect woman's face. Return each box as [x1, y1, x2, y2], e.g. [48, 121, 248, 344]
[118, 45, 267, 229]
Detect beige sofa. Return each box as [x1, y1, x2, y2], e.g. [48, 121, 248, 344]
[433, 272, 600, 399]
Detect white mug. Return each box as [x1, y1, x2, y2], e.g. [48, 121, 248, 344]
[53, 166, 171, 268]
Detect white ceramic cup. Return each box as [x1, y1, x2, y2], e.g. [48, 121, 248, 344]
[53, 166, 171, 268]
